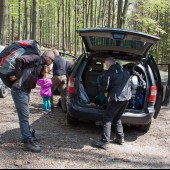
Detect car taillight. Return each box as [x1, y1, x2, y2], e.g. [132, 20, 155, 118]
[68, 77, 76, 94]
[149, 86, 157, 102]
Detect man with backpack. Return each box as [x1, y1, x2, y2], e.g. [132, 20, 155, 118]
[9, 54, 44, 153]
[0, 40, 44, 153]
[9, 53, 44, 153]
[92, 57, 132, 150]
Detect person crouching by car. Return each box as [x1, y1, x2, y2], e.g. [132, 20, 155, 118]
[92, 57, 132, 150]
[42, 50, 75, 113]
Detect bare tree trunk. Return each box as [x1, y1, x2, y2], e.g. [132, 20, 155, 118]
[74, 0, 77, 55]
[0, 0, 8, 45]
[39, 0, 43, 46]
[8, 4, 11, 45]
[53, 2, 56, 48]
[25, 0, 29, 39]
[165, 9, 169, 63]
[30, 7, 32, 39]
[155, 7, 159, 63]
[102, 0, 107, 27]
[90, 0, 93, 27]
[108, 0, 111, 27]
[97, 0, 102, 26]
[86, 0, 90, 28]
[46, 6, 49, 47]
[68, 0, 71, 52]
[161, 13, 165, 63]
[112, 0, 116, 27]
[65, 0, 68, 50]
[18, 0, 22, 40]
[57, 0, 60, 49]
[62, 0, 65, 52]
[12, 16, 15, 42]
[117, 0, 123, 28]
[51, 18, 53, 48]
[121, 0, 129, 28]
[32, 0, 38, 40]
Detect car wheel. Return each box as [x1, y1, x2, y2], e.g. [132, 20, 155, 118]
[66, 112, 78, 125]
[140, 121, 152, 132]
[0, 84, 9, 98]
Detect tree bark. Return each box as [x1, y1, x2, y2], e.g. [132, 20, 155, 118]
[112, 0, 116, 27]
[0, 0, 8, 45]
[68, 0, 71, 52]
[32, 0, 38, 40]
[18, 0, 22, 40]
[121, 0, 129, 28]
[97, 0, 102, 26]
[62, 0, 65, 52]
[25, 0, 29, 39]
[90, 0, 93, 27]
[8, 4, 11, 45]
[74, 0, 77, 55]
[117, 0, 123, 28]
[108, 0, 111, 27]
[12, 16, 15, 42]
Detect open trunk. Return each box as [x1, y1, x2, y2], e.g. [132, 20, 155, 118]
[77, 55, 148, 111]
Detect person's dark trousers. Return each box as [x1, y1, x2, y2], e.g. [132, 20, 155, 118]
[101, 101, 129, 143]
[11, 87, 32, 141]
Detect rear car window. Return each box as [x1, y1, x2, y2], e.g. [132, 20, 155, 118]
[90, 37, 145, 50]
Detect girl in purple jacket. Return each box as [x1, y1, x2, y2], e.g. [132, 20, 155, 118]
[37, 73, 52, 114]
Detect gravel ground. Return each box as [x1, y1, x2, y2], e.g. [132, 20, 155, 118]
[0, 88, 170, 169]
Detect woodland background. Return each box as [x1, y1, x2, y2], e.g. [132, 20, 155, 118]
[0, 0, 170, 63]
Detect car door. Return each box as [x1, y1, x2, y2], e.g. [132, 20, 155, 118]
[145, 56, 164, 119]
[157, 63, 170, 106]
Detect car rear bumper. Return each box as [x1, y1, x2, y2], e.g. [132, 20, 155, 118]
[67, 100, 155, 125]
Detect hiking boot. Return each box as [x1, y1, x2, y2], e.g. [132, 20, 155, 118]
[92, 140, 109, 150]
[113, 138, 125, 145]
[23, 138, 41, 153]
[30, 129, 40, 142]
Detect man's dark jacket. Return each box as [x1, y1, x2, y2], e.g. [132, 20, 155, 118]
[53, 56, 75, 76]
[13, 55, 44, 93]
[100, 63, 132, 102]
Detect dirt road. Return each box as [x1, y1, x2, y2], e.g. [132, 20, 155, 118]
[0, 88, 170, 169]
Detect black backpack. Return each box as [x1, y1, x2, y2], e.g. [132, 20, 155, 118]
[0, 40, 41, 88]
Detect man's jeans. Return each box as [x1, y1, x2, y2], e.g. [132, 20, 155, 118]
[11, 87, 32, 141]
[101, 101, 129, 143]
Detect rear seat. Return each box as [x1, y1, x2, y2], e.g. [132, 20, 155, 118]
[84, 59, 104, 99]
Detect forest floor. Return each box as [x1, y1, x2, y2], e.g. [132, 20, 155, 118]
[0, 87, 170, 169]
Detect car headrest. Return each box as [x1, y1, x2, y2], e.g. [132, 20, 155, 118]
[91, 60, 103, 72]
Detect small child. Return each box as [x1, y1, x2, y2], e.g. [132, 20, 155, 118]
[37, 71, 52, 114]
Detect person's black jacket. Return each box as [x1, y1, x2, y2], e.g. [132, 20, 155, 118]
[53, 56, 75, 76]
[13, 55, 44, 93]
[100, 63, 132, 102]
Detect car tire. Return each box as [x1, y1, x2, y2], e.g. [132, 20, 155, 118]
[140, 121, 152, 132]
[0, 84, 9, 98]
[66, 112, 78, 125]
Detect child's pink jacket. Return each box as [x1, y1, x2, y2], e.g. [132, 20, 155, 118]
[37, 78, 52, 97]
